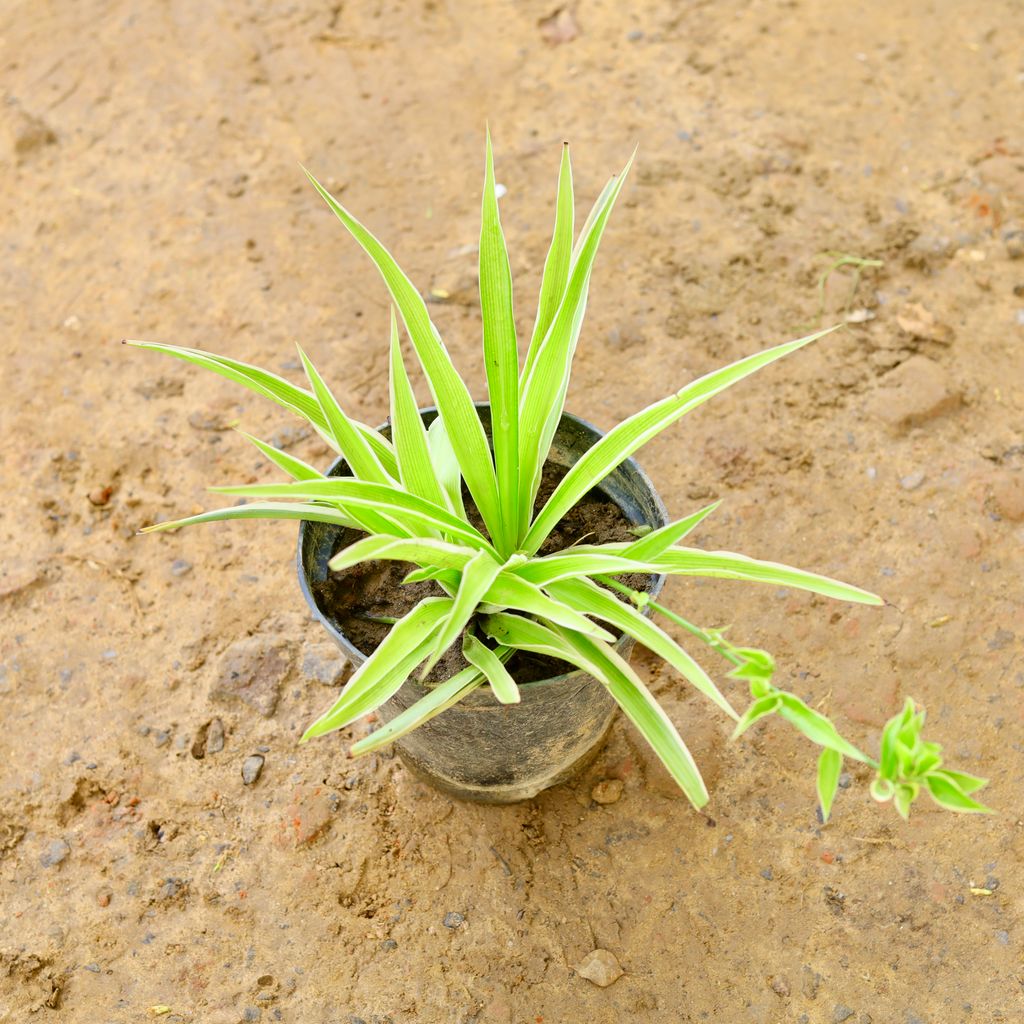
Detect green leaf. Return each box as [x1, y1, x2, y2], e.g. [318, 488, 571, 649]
[301, 597, 452, 740]
[546, 577, 738, 719]
[297, 346, 390, 484]
[303, 169, 502, 544]
[727, 648, 777, 688]
[653, 548, 883, 606]
[624, 501, 721, 560]
[517, 155, 635, 538]
[559, 629, 710, 809]
[348, 663, 489, 757]
[936, 768, 989, 796]
[328, 535, 477, 574]
[126, 339, 398, 476]
[463, 634, 519, 704]
[514, 550, 653, 586]
[479, 611, 574, 662]
[893, 782, 918, 821]
[731, 694, 782, 739]
[524, 142, 574, 382]
[209, 479, 493, 552]
[478, 129, 519, 555]
[775, 694, 866, 761]
[427, 416, 466, 520]
[234, 429, 324, 481]
[522, 327, 840, 553]
[481, 573, 615, 641]
[924, 771, 992, 814]
[140, 501, 361, 534]
[388, 308, 448, 509]
[817, 747, 843, 823]
[420, 551, 505, 679]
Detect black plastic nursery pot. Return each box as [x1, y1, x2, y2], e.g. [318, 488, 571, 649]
[297, 404, 668, 803]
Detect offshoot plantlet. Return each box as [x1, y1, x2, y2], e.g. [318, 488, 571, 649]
[129, 134, 990, 820]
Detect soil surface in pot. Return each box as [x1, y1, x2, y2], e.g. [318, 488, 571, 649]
[313, 460, 654, 683]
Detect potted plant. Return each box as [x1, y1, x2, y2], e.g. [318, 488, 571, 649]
[129, 135, 990, 819]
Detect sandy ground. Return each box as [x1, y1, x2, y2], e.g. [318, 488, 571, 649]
[2, 1, 1023, 1021]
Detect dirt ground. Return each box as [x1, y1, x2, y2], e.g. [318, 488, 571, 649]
[2, 1, 1023, 1020]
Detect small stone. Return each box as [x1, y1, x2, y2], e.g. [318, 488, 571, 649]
[769, 975, 790, 997]
[242, 1009, 260, 1022]
[801, 966, 821, 1000]
[1004, 230, 1024, 259]
[760, 867, 774, 880]
[868, 355, 960, 431]
[900, 471, 926, 491]
[575, 949, 623, 988]
[380, 939, 398, 952]
[40, 838, 70, 867]
[83, 963, 100, 973]
[905, 1013, 925, 1024]
[241, 755, 265, 786]
[206, 718, 225, 754]
[985, 874, 1000, 891]
[442, 911, 465, 929]
[87, 486, 114, 506]
[838, 772, 852, 789]
[834, 1006, 855, 1023]
[301, 642, 353, 687]
[591, 779, 623, 804]
[152, 729, 170, 748]
[896, 302, 954, 344]
[994, 930, 1009, 945]
[211, 634, 295, 718]
[170, 559, 192, 577]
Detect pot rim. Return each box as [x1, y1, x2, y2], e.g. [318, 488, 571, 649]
[296, 403, 668, 693]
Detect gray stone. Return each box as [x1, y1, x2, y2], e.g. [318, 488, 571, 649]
[442, 911, 465, 929]
[834, 1007, 855, 1023]
[301, 642, 353, 688]
[241, 755, 265, 786]
[211, 634, 295, 717]
[575, 949, 623, 988]
[591, 779, 623, 804]
[40, 838, 70, 868]
[206, 718, 225, 754]
[900, 471, 926, 491]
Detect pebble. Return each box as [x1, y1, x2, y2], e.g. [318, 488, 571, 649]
[206, 718, 226, 754]
[834, 1006, 855, 1023]
[242, 1009, 260, 1022]
[591, 779, 623, 804]
[1005, 230, 1024, 259]
[900, 471, 926, 491]
[769, 975, 790, 997]
[87, 485, 113, 506]
[442, 911, 465, 929]
[96, 889, 112, 907]
[760, 867, 774, 880]
[170, 559, 192, 577]
[212, 634, 294, 718]
[83, 963, 100, 973]
[380, 939, 398, 952]
[301, 642, 353, 687]
[575, 949, 623, 988]
[39, 838, 70, 868]
[990, 473, 1024, 522]
[241, 755, 265, 786]
[838, 772, 852, 789]
[994, 930, 1009, 945]
[152, 729, 171, 748]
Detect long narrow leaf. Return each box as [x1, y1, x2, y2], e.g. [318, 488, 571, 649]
[463, 634, 519, 704]
[209, 479, 493, 552]
[558, 629, 710, 809]
[348, 664, 490, 757]
[328, 534, 477, 574]
[625, 501, 721, 560]
[482, 572, 616, 641]
[125, 340, 398, 475]
[235, 430, 323, 481]
[140, 501, 362, 534]
[388, 309, 447, 508]
[303, 169, 502, 541]
[478, 130, 519, 555]
[301, 598, 452, 740]
[427, 417, 466, 520]
[517, 156, 635, 538]
[522, 327, 840, 553]
[523, 143, 574, 382]
[420, 551, 504, 678]
[297, 346, 389, 484]
[547, 577, 738, 720]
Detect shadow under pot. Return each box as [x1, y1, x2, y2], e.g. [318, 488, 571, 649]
[297, 403, 668, 803]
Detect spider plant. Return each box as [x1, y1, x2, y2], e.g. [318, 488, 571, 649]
[128, 134, 989, 819]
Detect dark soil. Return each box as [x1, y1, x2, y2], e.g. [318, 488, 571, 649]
[313, 459, 653, 683]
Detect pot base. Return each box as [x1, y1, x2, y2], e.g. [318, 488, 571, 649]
[394, 716, 615, 804]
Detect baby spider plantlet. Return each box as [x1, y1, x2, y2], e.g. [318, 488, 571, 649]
[129, 132, 990, 816]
